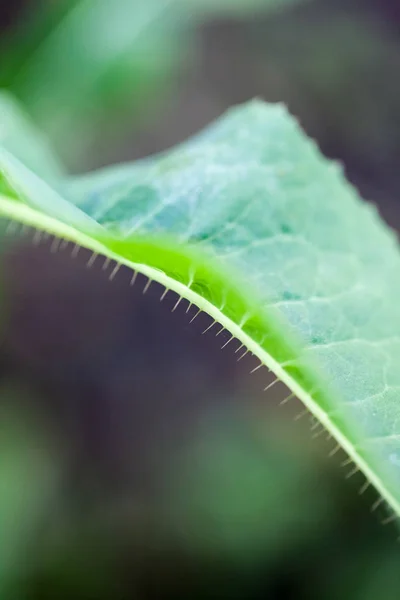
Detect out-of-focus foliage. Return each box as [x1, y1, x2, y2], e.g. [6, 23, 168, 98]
[0, 91, 63, 180]
[14, 404, 400, 599]
[1, 0, 190, 168]
[0, 0, 308, 169]
[0, 389, 59, 597]
[161, 413, 336, 561]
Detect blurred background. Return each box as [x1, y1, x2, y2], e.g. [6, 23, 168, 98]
[1, 0, 400, 598]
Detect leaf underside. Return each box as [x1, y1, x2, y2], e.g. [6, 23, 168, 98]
[1, 97, 400, 518]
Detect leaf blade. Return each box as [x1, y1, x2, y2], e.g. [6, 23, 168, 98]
[2, 99, 400, 516]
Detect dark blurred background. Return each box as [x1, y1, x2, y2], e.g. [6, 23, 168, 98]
[1, 0, 400, 598]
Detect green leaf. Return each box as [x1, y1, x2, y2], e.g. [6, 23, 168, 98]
[1, 99, 400, 518]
